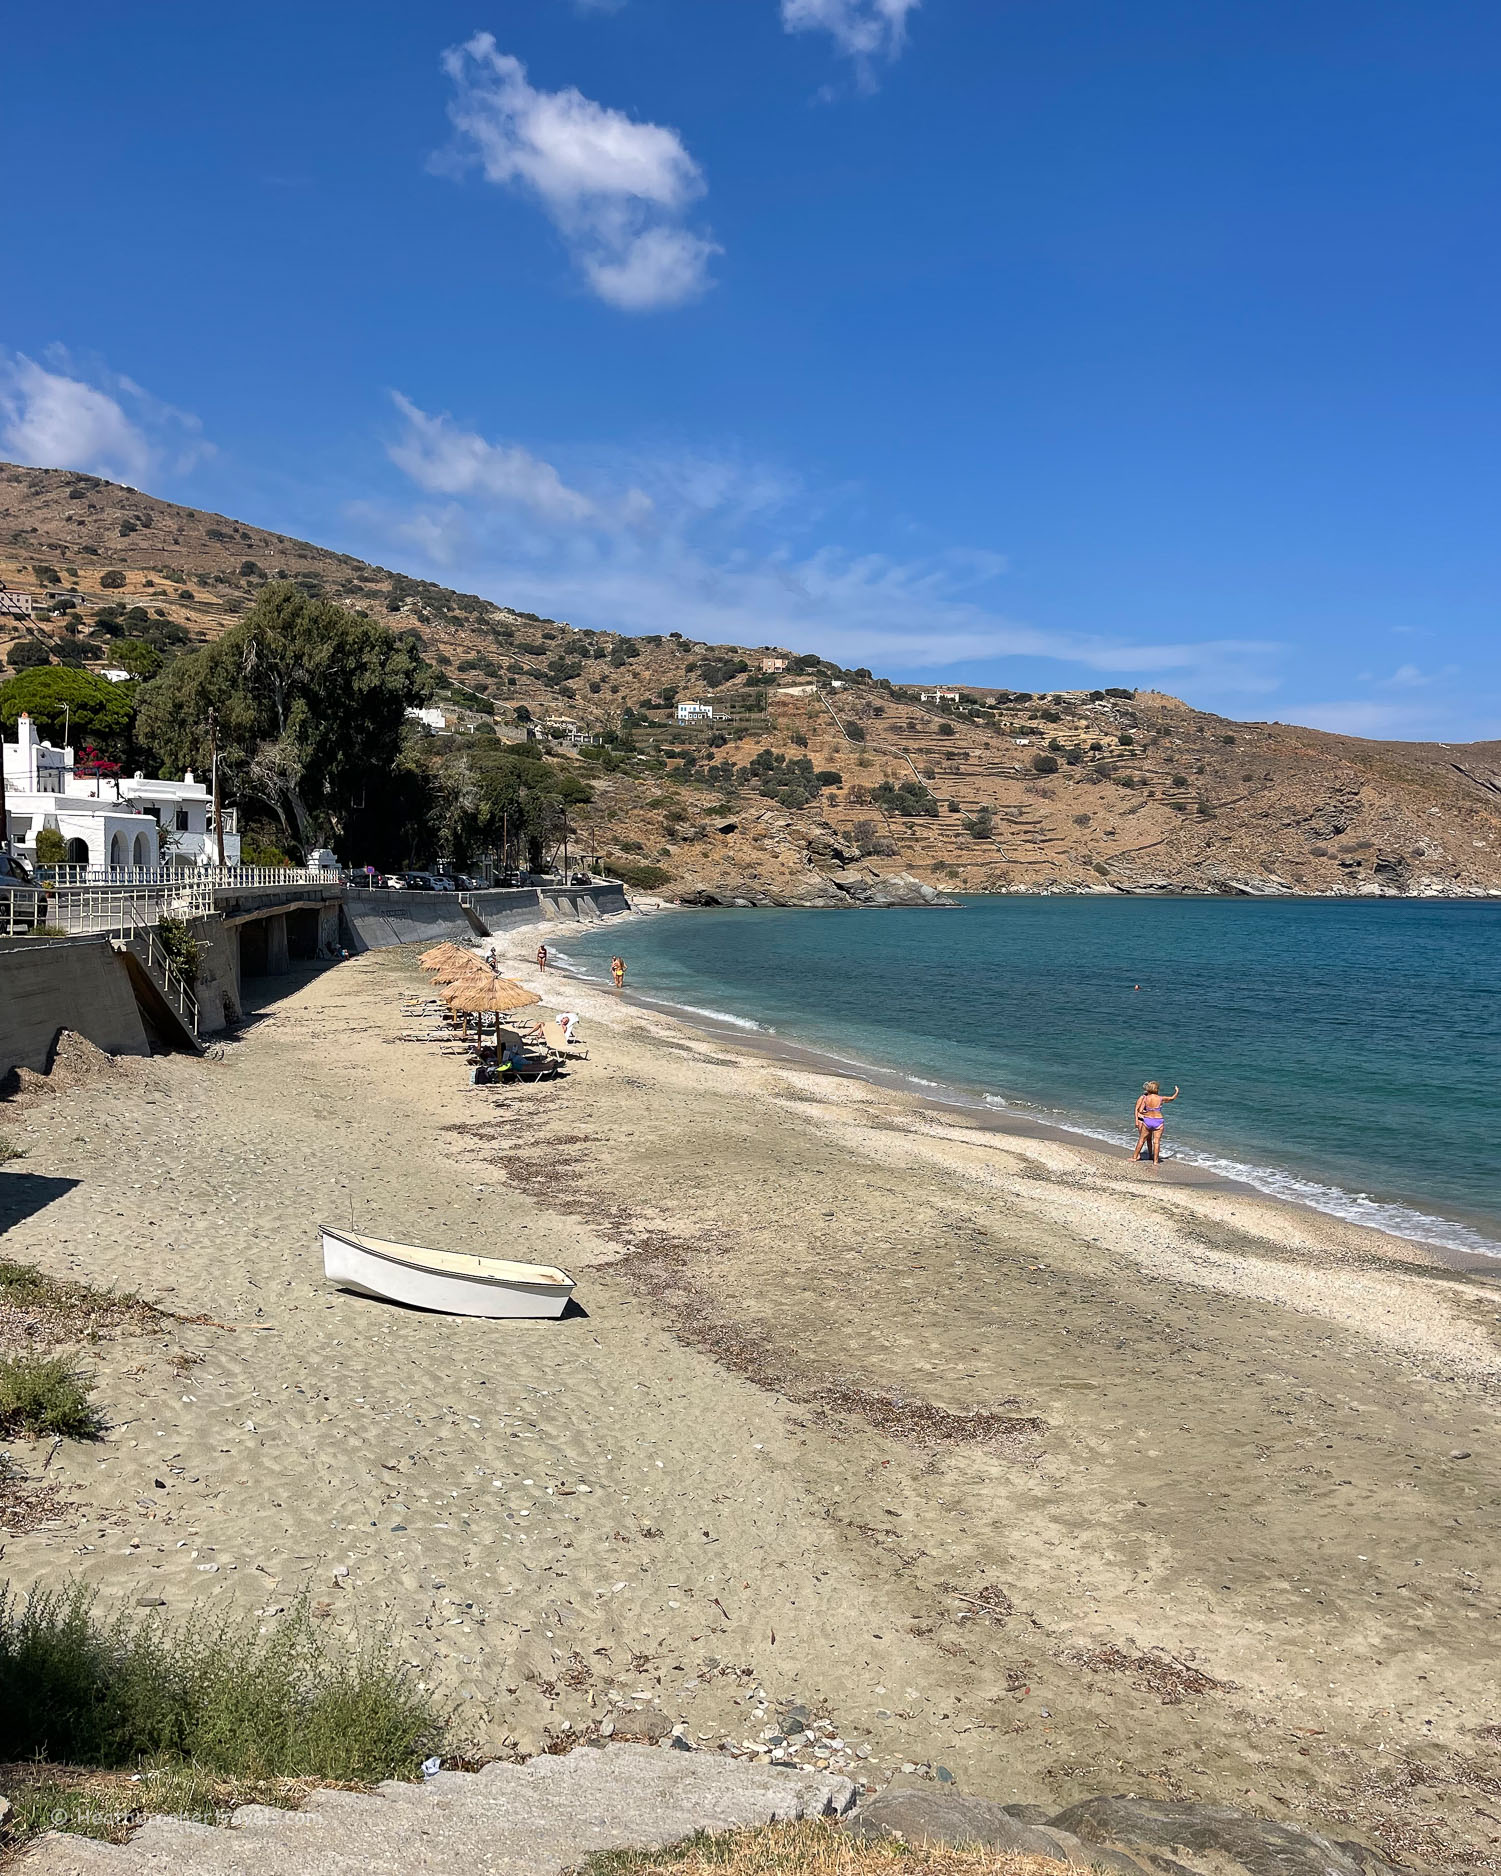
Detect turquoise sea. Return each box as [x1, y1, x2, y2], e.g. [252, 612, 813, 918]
[558, 897, 1501, 1260]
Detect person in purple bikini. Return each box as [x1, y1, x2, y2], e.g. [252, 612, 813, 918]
[1132, 1080, 1179, 1165]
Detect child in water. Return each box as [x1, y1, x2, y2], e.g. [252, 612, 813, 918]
[1132, 1081, 1179, 1164]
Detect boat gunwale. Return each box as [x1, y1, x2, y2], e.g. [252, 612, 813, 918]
[319, 1225, 574, 1292]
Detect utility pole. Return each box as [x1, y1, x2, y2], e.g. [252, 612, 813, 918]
[209, 707, 226, 867]
[560, 804, 570, 884]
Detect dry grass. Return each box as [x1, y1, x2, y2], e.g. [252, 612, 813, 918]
[0, 1761, 320, 1857]
[578, 1823, 1072, 1876]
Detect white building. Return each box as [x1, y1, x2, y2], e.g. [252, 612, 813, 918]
[676, 701, 713, 722]
[760, 656, 788, 674]
[0, 585, 34, 618]
[404, 705, 448, 732]
[921, 688, 961, 705]
[2, 714, 240, 870]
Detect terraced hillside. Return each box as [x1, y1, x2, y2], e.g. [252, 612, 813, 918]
[4, 460, 1499, 901]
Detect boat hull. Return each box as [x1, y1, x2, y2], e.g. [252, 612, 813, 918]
[320, 1228, 574, 1319]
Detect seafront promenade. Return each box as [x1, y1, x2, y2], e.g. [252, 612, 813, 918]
[0, 872, 630, 1080]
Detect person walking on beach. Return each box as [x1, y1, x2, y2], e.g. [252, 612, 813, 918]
[610, 954, 626, 990]
[536, 943, 548, 972]
[1132, 1081, 1179, 1165]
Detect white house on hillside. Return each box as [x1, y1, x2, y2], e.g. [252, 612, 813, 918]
[676, 700, 713, 723]
[2, 714, 240, 870]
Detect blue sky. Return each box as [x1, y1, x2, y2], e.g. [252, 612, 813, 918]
[3, 1, 1500, 738]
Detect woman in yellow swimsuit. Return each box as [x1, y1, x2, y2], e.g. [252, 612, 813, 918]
[1132, 1080, 1179, 1165]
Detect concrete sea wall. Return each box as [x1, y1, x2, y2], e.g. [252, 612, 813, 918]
[0, 935, 151, 1079]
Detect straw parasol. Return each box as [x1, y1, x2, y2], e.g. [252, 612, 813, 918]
[443, 976, 543, 1047]
[419, 942, 466, 966]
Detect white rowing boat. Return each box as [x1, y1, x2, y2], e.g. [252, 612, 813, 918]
[320, 1226, 575, 1319]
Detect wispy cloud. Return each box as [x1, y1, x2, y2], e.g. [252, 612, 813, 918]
[433, 34, 718, 310]
[0, 347, 210, 486]
[357, 402, 1281, 696]
[782, 0, 921, 88]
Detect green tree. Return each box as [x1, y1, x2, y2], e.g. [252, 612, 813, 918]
[6, 640, 50, 670]
[135, 583, 431, 857]
[0, 666, 135, 751]
[99, 569, 126, 590]
[114, 639, 163, 681]
[34, 827, 68, 865]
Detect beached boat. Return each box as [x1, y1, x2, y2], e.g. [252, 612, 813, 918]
[320, 1226, 575, 1319]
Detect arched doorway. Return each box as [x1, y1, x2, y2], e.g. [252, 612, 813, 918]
[66, 837, 89, 865]
[132, 833, 149, 869]
[110, 833, 125, 870]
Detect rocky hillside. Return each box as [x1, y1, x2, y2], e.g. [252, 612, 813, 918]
[4, 460, 1499, 902]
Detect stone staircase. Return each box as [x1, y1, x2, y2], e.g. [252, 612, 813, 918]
[17, 1746, 857, 1876]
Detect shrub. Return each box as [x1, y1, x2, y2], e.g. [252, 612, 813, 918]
[0, 1355, 104, 1440]
[814, 770, 843, 788]
[1030, 752, 1060, 774]
[155, 916, 201, 987]
[607, 859, 672, 890]
[34, 827, 68, 865]
[844, 723, 865, 743]
[938, 721, 955, 736]
[7, 639, 50, 670]
[962, 808, 994, 840]
[99, 570, 127, 590]
[0, 1583, 440, 1780]
[32, 564, 61, 586]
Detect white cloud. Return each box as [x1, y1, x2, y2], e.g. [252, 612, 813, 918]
[386, 393, 601, 524]
[434, 34, 718, 310]
[0, 348, 209, 486]
[361, 411, 1281, 699]
[782, 0, 920, 86]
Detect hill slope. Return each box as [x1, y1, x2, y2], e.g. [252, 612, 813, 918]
[3, 460, 1499, 901]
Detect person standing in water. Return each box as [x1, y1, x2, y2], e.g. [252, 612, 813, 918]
[1132, 1080, 1179, 1164]
[610, 954, 626, 990]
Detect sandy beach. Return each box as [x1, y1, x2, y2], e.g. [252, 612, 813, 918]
[3, 917, 1500, 1872]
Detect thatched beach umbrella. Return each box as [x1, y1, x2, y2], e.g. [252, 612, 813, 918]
[419, 942, 463, 966]
[443, 976, 542, 1047]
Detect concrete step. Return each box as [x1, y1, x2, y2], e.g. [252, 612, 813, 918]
[14, 1746, 857, 1876]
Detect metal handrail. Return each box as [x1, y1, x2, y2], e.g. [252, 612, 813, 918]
[37, 864, 341, 890]
[0, 887, 199, 1036]
[46, 882, 215, 930]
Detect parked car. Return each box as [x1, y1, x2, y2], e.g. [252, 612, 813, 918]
[568, 871, 592, 885]
[403, 872, 436, 891]
[494, 870, 522, 887]
[430, 874, 458, 892]
[381, 873, 408, 889]
[0, 851, 36, 885]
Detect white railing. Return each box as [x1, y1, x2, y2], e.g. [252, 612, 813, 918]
[0, 888, 47, 937]
[0, 887, 200, 1037]
[131, 918, 200, 1039]
[37, 864, 341, 890]
[46, 881, 216, 933]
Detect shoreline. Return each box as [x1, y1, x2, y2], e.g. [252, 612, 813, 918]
[539, 902, 1501, 1278]
[5, 934, 1501, 1869]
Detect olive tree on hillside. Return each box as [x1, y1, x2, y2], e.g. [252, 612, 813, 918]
[135, 582, 432, 860]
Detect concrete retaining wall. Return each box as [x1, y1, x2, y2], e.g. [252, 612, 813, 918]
[340, 889, 477, 954]
[0, 936, 152, 1079]
[538, 882, 630, 921]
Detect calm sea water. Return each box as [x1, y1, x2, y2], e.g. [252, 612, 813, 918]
[559, 897, 1501, 1259]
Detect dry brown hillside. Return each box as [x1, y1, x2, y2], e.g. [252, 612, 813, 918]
[3, 460, 1499, 902]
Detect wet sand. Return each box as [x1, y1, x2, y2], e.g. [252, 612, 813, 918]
[2, 931, 1499, 1871]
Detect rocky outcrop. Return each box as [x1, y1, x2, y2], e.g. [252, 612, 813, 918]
[846, 1786, 1408, 1876]
[671, 869, 958, 910]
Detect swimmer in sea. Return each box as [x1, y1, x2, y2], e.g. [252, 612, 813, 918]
[610, 954, 626, 990]
[1132, 1080, 1179, 1165]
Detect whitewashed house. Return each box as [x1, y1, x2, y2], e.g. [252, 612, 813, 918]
[2, 713, 239, 870]
[676, 700, 713, 723]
